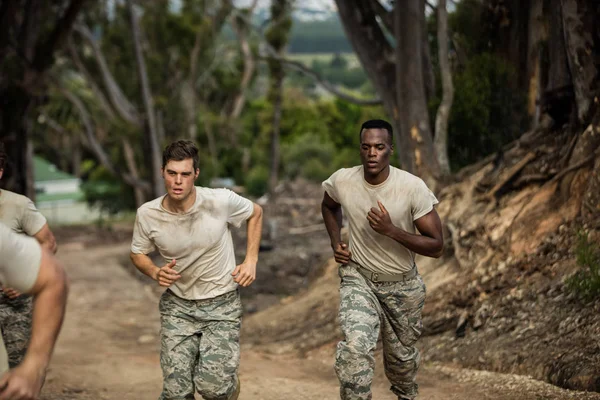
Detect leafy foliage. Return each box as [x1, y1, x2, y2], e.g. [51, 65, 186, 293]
[566, 231, 600, 301]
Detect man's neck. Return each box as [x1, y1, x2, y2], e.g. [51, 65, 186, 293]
[364, 165, 390, 185]
[163, 188, 196, 214]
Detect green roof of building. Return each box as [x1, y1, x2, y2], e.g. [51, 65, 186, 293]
[34, 157, 76, 182]
[36, 191, 85, 203]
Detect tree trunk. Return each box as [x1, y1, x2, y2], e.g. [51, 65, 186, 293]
[421, 0, 436, 103]
[526, 0, 545, 127]
[122, 138, 146, 207]
[128, 0, 164, 197]
[433, 0, 453, 176]
[269, 78, 283, 194]
[335, 0, 405, 168]
[396, 0, 440, 184]
[0, 0, 86, 195]
[336, 0, 440, 183]
[560, 0, 599, 124]
[266, 0, 291, 195]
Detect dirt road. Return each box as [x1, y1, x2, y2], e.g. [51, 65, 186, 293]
[39, 243, 600, 400]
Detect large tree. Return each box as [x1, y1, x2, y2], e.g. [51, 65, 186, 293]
[0, 0, 87, 196]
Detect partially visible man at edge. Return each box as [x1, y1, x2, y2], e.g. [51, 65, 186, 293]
[0, 142, 58, 371]
[0, 223, 68, 400]
[321, 119, 443, 400]
[130, 140, 263, 400]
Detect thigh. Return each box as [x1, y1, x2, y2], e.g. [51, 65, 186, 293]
[159, 292, 200, 399]
[195, 291, 243, 382]
[338, 267, 381, 350]
[377, 275, 426, 348]
[0, 296, 32, 368]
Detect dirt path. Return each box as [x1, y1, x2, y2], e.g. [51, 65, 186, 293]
[39, 243, 600, 400]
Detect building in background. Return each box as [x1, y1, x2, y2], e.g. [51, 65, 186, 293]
[34, 157, 101, 224]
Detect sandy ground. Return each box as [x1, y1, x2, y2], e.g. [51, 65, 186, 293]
[39, 242, 600, 400]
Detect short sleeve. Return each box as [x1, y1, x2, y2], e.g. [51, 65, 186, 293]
[411, 179, 439, 221]
[130, 212, 156, 254]
[322, 170, 341, 203]
[226, 190, 254, 228]
[20, 199, 47, 236]
[0, 224, 42, 293]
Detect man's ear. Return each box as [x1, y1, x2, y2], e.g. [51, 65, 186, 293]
[0, 169, 3, 180]
[194, 168, 200, 179]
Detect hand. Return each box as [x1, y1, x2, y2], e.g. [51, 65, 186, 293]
[155, 259, 181, 287]
[231, 261, 256, 287]
[0, 362, 45, 400]
[1, 288, 22, 300]
[332, 242, 351, 265]
[367, 201, 395, 236]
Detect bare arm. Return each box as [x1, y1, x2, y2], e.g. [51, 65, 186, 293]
[321, 192, 351, 264]
[0, 249, 68, 399]
[367, 202, 444, 258]
[33, 224, 57, 254]
[232, 203, 263, 287]
[130, 253, 181, 287]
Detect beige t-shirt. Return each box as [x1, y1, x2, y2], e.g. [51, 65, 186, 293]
[322, 166, 438, 274]
[0, 223, 42, 294]
[0, 223, 43, 374]
[0, 189, 47, 236]
[131, 187, 254, 300]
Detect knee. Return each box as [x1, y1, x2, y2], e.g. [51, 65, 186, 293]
[196, 378, 235, 400]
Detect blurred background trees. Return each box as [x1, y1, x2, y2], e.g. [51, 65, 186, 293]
[1, 0, 598, 214]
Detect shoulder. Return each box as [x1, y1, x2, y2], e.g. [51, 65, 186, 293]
[197, 186, 239, 200]
[392, 167, 428, 190]
[0, 190, 32, 208]
[329, 165, 363, 183]
[136, 195, 164, 217]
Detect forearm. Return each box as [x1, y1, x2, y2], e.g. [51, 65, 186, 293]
[387, 226, 443, 258]
[321, 204, 343, 247]
[244, 205, 263, 262]
[24, 270, 68, 371]
[130, 253, 159, 280]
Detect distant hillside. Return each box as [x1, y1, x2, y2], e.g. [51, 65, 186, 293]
[288, 16, 352, 54]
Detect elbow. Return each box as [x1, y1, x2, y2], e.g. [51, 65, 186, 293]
[253, 203, 263, 220]
[432, 240, 444, 258]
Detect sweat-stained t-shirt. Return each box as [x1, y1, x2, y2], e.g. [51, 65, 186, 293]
[0, 189, 47, 236]
[322, 165, 439, 275]
[131, 187, 254, 300]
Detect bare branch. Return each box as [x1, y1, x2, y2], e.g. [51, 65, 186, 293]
[73, 24, 141, 125]
[369, 0, 393, 33]
[229, 0, 259, 119]
[33, 0, 87, 71]
[67, 36, 117, 121]
[56, 84, 151, 192]
[259, 53, 382, 106]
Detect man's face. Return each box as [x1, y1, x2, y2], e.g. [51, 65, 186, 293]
[162, 159, 199, 202]
[360, 128, 393, 176]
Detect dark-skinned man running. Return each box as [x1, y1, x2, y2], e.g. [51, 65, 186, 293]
[321, 119, 443, 400]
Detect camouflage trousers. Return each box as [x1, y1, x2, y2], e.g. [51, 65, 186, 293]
[335, 263, 426, 400]
[0, 291, 33, 368]
[158, 289, 242, 400]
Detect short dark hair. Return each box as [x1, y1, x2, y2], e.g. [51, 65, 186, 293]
[0, 141, 6, 170]
[162, 140, 199, 170]
[359, 119, 394, 144]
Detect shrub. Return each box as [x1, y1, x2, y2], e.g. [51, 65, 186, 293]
[245, 165, 269, 197]
[566, 230, 600, 301]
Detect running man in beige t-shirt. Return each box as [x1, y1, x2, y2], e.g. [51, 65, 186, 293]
[321, 119, 443, 400]
[0, 223, 68, 400]
[130, 140, 262, 400]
